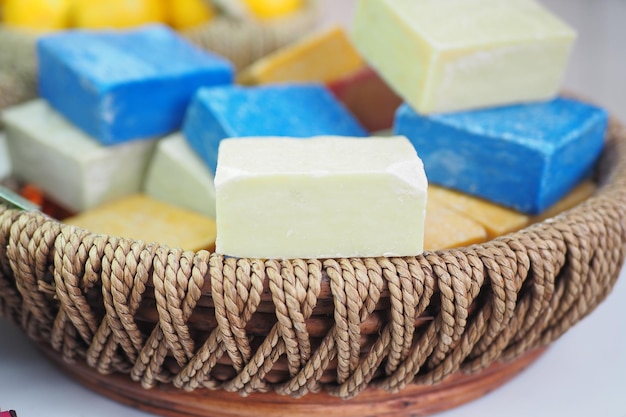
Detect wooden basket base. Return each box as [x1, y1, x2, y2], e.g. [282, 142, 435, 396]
[41, 346, 546, 417]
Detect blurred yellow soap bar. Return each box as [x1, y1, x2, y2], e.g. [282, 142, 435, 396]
[424, 200, 487, 251]
[428, 186, 529, 238]
[532, 180, 596, 222]
[64, 194, 217, 252]
[238, 26, 365, 85]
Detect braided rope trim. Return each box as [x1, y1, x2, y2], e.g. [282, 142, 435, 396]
[1, 118, 625, 399]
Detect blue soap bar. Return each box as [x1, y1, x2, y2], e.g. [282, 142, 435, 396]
[183, 84, 368, 172]
[395, 97, 608, 214]
[38, 24, 234, 145]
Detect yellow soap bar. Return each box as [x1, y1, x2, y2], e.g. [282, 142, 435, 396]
[428, 186, 529, 238]
[64, 194, 217, 252]
[238, 26, 365, 85]
[424, 200, 488, 251]
[532, 180, 596, 222]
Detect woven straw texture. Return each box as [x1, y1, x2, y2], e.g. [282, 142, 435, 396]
[0, 118, 625, 399]
[0, 1, 318, 113]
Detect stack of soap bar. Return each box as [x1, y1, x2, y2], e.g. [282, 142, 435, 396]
[38, 24, 234, 145]
[532, 180, 596, 222]
[214, 136, 427, 259]
[237, 27, 365, 85]
[144, 133, 217, 219]
[395, 97, 608, 214]
[184, 84, 367, 173]
[3, 100, 156, 212]
[424, 200, 487, 251]
[64, 194, 217, 252]
[352, 0, 576, 114]
[0, 132, 10, 181]
[328, 66, 403, 132]
[428, 185, 529, 238]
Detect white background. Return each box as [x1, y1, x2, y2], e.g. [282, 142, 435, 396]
[1, 1, 626, 416]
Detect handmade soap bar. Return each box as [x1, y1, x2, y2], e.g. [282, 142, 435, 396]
[0, 132, 10, 180]
[424, 200, 487, 251]
[38, 24, 234, 145]
[3, 99, 156, 212]
[238, 27, 365, 85]
[64, 194, 217, 252]
[184, 84, 367, 173]
[328, 66, 403, 132]
[352, 0, 576, 114]
[214, 136, 427, 259]
[395, 97, 608, 214]
[533, 180, 596, 222]
[428, 186, 529, 238]
[144, 133, 216, 219]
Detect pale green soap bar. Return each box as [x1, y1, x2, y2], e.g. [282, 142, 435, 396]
[2, 99, 157, 212]
[352, 0, 576, 114]
[0, 132, 10, 180]
[215, 136, 428, 259]
[144, 132, 216, 219]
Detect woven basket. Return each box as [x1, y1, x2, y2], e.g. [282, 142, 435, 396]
[0, 1, 319, 112]
[0, 112, 625, 415]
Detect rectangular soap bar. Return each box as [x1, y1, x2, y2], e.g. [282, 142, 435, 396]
[214, 136, 427, 259]
[183, 84, 367, 173]
[143, 132, 216, 219]
[424, 200, 487, 251]
[3, 99, 156, 212]
[63, 194, 217, 252]
[395, 96, 608, 214]
[0, 132, 10, 180]
[352, 0, 576, 114]
[37, 24, 234, 145]
[237, 26, 365, 85]
[428, 185, 529, 238]
[327, 66, 403, 132]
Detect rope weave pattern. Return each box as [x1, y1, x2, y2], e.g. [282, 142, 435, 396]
[0, 119, 625, 399]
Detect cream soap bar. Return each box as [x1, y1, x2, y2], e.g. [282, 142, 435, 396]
[64, 194, 217, 252]
[3, 99, 156, 212]
[215, 136, 428, 259]
[0, 132, 10, 180]
[144, 133, 216, 219]
[238, 26, 365, 85]
[428, 186, 529, 238]
[352, 0, 576, 114]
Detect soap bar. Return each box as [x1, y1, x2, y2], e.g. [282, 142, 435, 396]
[424, 200, 487, 251]
[214, 136, 427, 259]
[238, 27, 365, 85]
[395, 97, 608, 214]
[428, 185, 529, 238]
[328, 66, 403, 132]
[184, 84, 367, 173]
[352, 0, 576, 114]
[143, 132, 216, 219]
[37, 24, 234, 145]
[3, 99, 156, 212]
[532, 180, 596, 222]
[64, 194, 217, 252]
[0, 132, 10, 180]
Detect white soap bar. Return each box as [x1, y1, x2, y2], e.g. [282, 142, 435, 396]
[352, 0, 576, 113]
[3, 99, 156, 212]
[144, 133, 216, 219]
[215, 136, 428, 259]
[0, 132, 10, 180]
